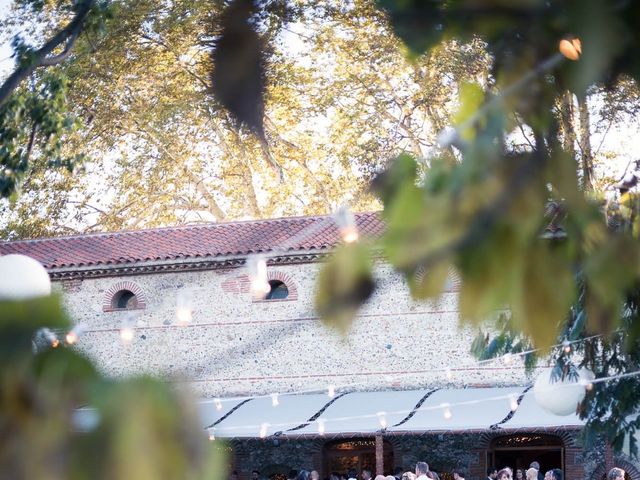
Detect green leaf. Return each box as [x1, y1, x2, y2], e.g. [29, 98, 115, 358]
[315, 242, 375, 334]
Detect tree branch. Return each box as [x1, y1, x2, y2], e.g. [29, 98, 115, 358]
[0, 0, 95, 106]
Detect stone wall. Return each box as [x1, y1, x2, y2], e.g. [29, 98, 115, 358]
[228, 430, 591, 480]
[54, 258, 535, 398]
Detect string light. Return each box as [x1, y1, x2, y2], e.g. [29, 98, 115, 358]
[208, 429, 215, 441]
[509, 393, 519, 412]
[175, 290, 193, 325]
[441, 403, 452, 420]
[271, 393, 279, 407]
[502, 353, 513, 365]
[119, 314, 136, 345]
[42, 328, 59, 348]
[247, 255, 271, 299]
[317, 418, 326, 435]
[259, 422, 269, 438]
[559, 37, 582, 61]
[377, 411, 387, 429]
[562, 340, 571, 354]
[579, 377, 594, 391]
[65, 324, 85, 345]
[327, 384, 336, 398]
[334, 205, 359, 244]
[214, 398, 223, 411]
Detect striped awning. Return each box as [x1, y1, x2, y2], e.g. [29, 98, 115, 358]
[200, 386, 585, 439]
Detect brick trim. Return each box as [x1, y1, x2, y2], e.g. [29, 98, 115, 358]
[255, 271, 299, 302]
[221, 270, 299, 302]
[591, 454, 640, 480]
[102, 281, 147, 312]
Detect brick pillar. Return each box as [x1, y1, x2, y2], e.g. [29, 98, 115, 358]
[605, 442, 615, 474]
[376, 433, 384, 476]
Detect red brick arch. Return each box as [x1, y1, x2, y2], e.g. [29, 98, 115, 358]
[102, 281, 147, 311]
[591, 457, 640, 480]
[221, 270, 298, 301]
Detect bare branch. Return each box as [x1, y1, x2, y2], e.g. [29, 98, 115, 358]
[0, 0, 95, 107]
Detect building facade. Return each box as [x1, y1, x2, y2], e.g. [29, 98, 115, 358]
[2, 213, 638, 480]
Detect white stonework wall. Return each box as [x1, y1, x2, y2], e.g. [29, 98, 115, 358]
[54, 258, 534, 398]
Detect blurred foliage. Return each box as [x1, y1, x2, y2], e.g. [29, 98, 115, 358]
[1, 0, 489, 236]
[2, 0, 640, 458]
[0, 295, 226, 479]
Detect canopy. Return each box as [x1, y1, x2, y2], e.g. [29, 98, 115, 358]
[201, 386, 585, 439]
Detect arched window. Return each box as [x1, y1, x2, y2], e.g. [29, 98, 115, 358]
[111, 289, 138, 310]
[265, 280, 289, 300]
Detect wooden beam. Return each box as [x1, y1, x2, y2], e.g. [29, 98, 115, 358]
[375, 433, 384, 476]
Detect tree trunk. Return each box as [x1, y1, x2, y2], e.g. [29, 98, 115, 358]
[578, 95, 594, 191]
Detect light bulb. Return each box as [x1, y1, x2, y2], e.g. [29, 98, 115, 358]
[120, 325, 135, 344]
[176, 290, 193, 324]
[208, 429, 215, 441]
[214, 398, 223, 411]
[43, 328, 59, 348]
[503, 353, 513, 365]
[441, 403, 452, 420]
[559, 38, 582, 61]
[509, 393, 519, 412]
[579, 378, 594, 391]
[259, 423, 269, 439]
[377, 411, 387, 429]
[317, 419, 326, 435]
[271, 393, 279, 407]
[65, 324, 85, 345]
[445, 368, 453, 381]
[334, 205, 359, 243]
[327, 384, 336, 398]
[563, 340, 572, 354]
[247, 256, 270, 299]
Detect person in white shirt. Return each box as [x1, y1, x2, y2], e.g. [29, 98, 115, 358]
[415, 462, 429, 480]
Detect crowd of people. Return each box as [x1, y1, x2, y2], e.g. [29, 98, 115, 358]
[231, 462, 627, 480]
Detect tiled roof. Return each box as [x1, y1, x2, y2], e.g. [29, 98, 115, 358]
[0, 212, 385, 270]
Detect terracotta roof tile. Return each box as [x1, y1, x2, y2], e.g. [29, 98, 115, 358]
[0, 212, 385, 270]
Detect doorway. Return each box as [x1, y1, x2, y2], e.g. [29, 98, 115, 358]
[323, 438, 394, 476]
[489, 434, 564, 474]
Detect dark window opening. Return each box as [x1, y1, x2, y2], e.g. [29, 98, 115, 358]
[265, 280, 289, 300]
[111, 290, 138, 310]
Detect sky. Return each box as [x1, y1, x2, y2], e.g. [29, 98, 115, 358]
[0, 0, 14, 78]
[0, 0, 639, 220]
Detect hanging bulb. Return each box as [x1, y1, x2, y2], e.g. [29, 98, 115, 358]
[65, 324, 85, 345]
[503, 353, 513, 365]
[562, 340, 572, 354]
[43, 328, 59, 348]
[334, 205, 359, 243]
[175, 290, 193, 324]
[445, 368, 453, 381]
[247, 255, 270, 299]
[259, 423, 269, 439]
[559, 37, 582, 61]
[271, 393, 280, 407]
[317, 419, 326, 435]
[509, 393, 519, 412]
[327, 384, 336, 398]
[120, 325, 135, 344]
[441, 403, 452, 420]
[214, 398, 223, 411]
[208, 429, 215, 441]
[119, 314, 136, 345]
[377, 411, 387, 429]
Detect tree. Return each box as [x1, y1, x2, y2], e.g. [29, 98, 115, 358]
[312, 0, 640, 454]
[1, 0, 490, 237]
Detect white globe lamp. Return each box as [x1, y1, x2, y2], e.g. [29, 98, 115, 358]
[0, 254, 51, 300]
[533, 368, 592, 416]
